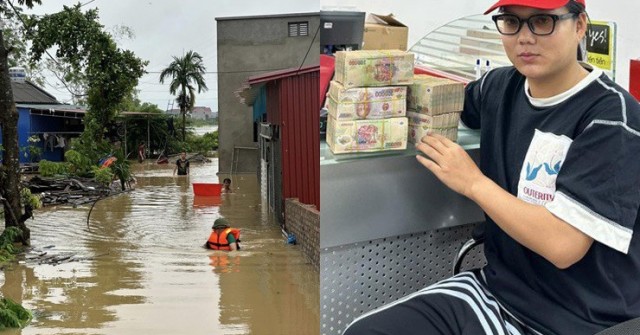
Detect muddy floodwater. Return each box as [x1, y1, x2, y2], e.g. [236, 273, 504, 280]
[0, 159, 319, 335]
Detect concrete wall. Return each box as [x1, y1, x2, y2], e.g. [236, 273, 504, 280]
[285, 198, 320, 272]
[216, 13, 320, 174]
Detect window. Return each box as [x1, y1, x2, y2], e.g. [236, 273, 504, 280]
[288, 22, 309, 37]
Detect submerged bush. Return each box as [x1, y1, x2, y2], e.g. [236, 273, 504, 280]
[186, 130, 218, 156]
[38, 160, 70, 177]
[20, 188, 42, 211]
[64, 149, 93, 175]
[92, 166, 114, 186]
[0, 227, 22, 264]
[110, 149, 132, 191]
[0, 229, 32, 329]
[0, 297, 32, 329]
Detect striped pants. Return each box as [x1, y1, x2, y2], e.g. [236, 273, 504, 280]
[342, 271, 542, 335]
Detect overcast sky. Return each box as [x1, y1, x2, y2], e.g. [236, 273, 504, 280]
[24, 0, 640, 110]
[26, 0, 318, 111]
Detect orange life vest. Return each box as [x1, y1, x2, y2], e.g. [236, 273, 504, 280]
[100, 156, 117, 169]
[207, 228, 241, 250]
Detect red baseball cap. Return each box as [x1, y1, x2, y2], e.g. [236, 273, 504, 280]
[484, 0, 586, 14]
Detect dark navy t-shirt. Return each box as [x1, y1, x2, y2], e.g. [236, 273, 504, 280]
[461, 65, 640, 334]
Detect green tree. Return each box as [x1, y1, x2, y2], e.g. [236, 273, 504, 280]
[0, 0, 41, 245]
[28, 4, 147, 163]
[1, 1, 44, 84]
[122, 102, 171, 159]
[159, 50, 208, 141]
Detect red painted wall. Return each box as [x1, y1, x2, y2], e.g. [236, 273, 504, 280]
[631, 59, 640, 101]
[266, 69, 320, 210]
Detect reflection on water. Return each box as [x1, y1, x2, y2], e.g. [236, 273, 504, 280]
[0, 159, 319, 335]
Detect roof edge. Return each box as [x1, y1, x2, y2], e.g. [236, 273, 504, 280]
[216, 12, 319, 22]
[248, 64, 319, 85]
[26, 81, 59, 102]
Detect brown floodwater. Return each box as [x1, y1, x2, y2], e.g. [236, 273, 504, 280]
[0, 159, 319, 335]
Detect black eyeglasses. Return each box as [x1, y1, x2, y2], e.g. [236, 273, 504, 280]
[492, 13, 577, 36]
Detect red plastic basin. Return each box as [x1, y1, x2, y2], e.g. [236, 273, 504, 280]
[192, 183, 222, 196]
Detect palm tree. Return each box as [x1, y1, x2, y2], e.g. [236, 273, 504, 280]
[159, 50, 208, 141]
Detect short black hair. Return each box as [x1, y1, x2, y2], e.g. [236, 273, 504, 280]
[223, 178, 231, 183]
[566, 1, 586, 14]
[565, 1, 588, 61]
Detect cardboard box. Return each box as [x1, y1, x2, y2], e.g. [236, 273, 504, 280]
[327, 80, 407, 120]
[407, 75, 465, 115]
[327, 116, 408, 154]
[334, 50, 414, 89]
[407, 111, 461, 143]
[363, 13, 408, 51]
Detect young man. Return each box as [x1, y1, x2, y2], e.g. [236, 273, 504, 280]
[344, 0, 640, 334]
[205, 218, 240, 251]
[222, 178, 232, 193]
[173, 152, 190, 176]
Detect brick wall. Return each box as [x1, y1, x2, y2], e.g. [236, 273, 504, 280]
[285, 198, 319, 272]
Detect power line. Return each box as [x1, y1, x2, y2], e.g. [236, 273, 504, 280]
[80, 0, 97, 7]
[136, 81, 218, 88]
[297, 22, 320, 71]
[145, 68, 291, 74]
[141, 71, 219, 76]
[7, 0, 87, 99]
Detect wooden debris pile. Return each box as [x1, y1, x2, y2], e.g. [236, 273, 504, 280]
[166, 153, 212, 163]
[23, 176, 114, 207]
[187, 153, 211, 163]
[22, 245, 108, 266]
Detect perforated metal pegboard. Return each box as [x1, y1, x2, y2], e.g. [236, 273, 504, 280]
[320, 224, 486, 335]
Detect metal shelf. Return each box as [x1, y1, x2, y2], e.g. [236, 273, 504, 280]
[409, 14, 511, 81]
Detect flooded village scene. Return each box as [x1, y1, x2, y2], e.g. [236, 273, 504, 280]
[0, 1, 319, 334]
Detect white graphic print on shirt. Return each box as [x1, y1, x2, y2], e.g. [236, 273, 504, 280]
[517, 129, 573, 206]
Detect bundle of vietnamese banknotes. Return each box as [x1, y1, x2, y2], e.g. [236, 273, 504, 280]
[407, 75, 465, 115]
[407, 111, 461, 143]
[327, 117, 408, 154]
[334, 50, 414, 89]
[327, 80, 407, 120]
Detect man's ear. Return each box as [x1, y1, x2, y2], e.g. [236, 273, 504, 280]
[576, 13, 588, 40]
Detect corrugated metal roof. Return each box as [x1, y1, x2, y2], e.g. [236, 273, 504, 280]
[275, 70, 320, 210]
[19, 104, 161, 119]
[236, 65, 320, 106]
[18, 103, 86, 112]
[248, 65, 319, 85]
[21, 104, 87, 120]
[119, 111, 165, 116]
[235, 65, 321, 209]
[11, 81, 59, 104]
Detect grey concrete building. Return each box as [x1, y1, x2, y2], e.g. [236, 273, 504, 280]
[216, 12, 319, 174]
[166, 106, 215, 120]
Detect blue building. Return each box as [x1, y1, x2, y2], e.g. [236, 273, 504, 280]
[0, 79, 85, 163]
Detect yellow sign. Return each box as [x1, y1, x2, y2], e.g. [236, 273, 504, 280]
[586, 20, 616, 77]
[587, 53, 611, 71]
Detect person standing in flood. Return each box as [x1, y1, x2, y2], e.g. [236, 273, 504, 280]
[205, 218, 240, 251]
[222, 178, 233, 193]
[138, 142, 145, 162]
[173, 151, 190, 176]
